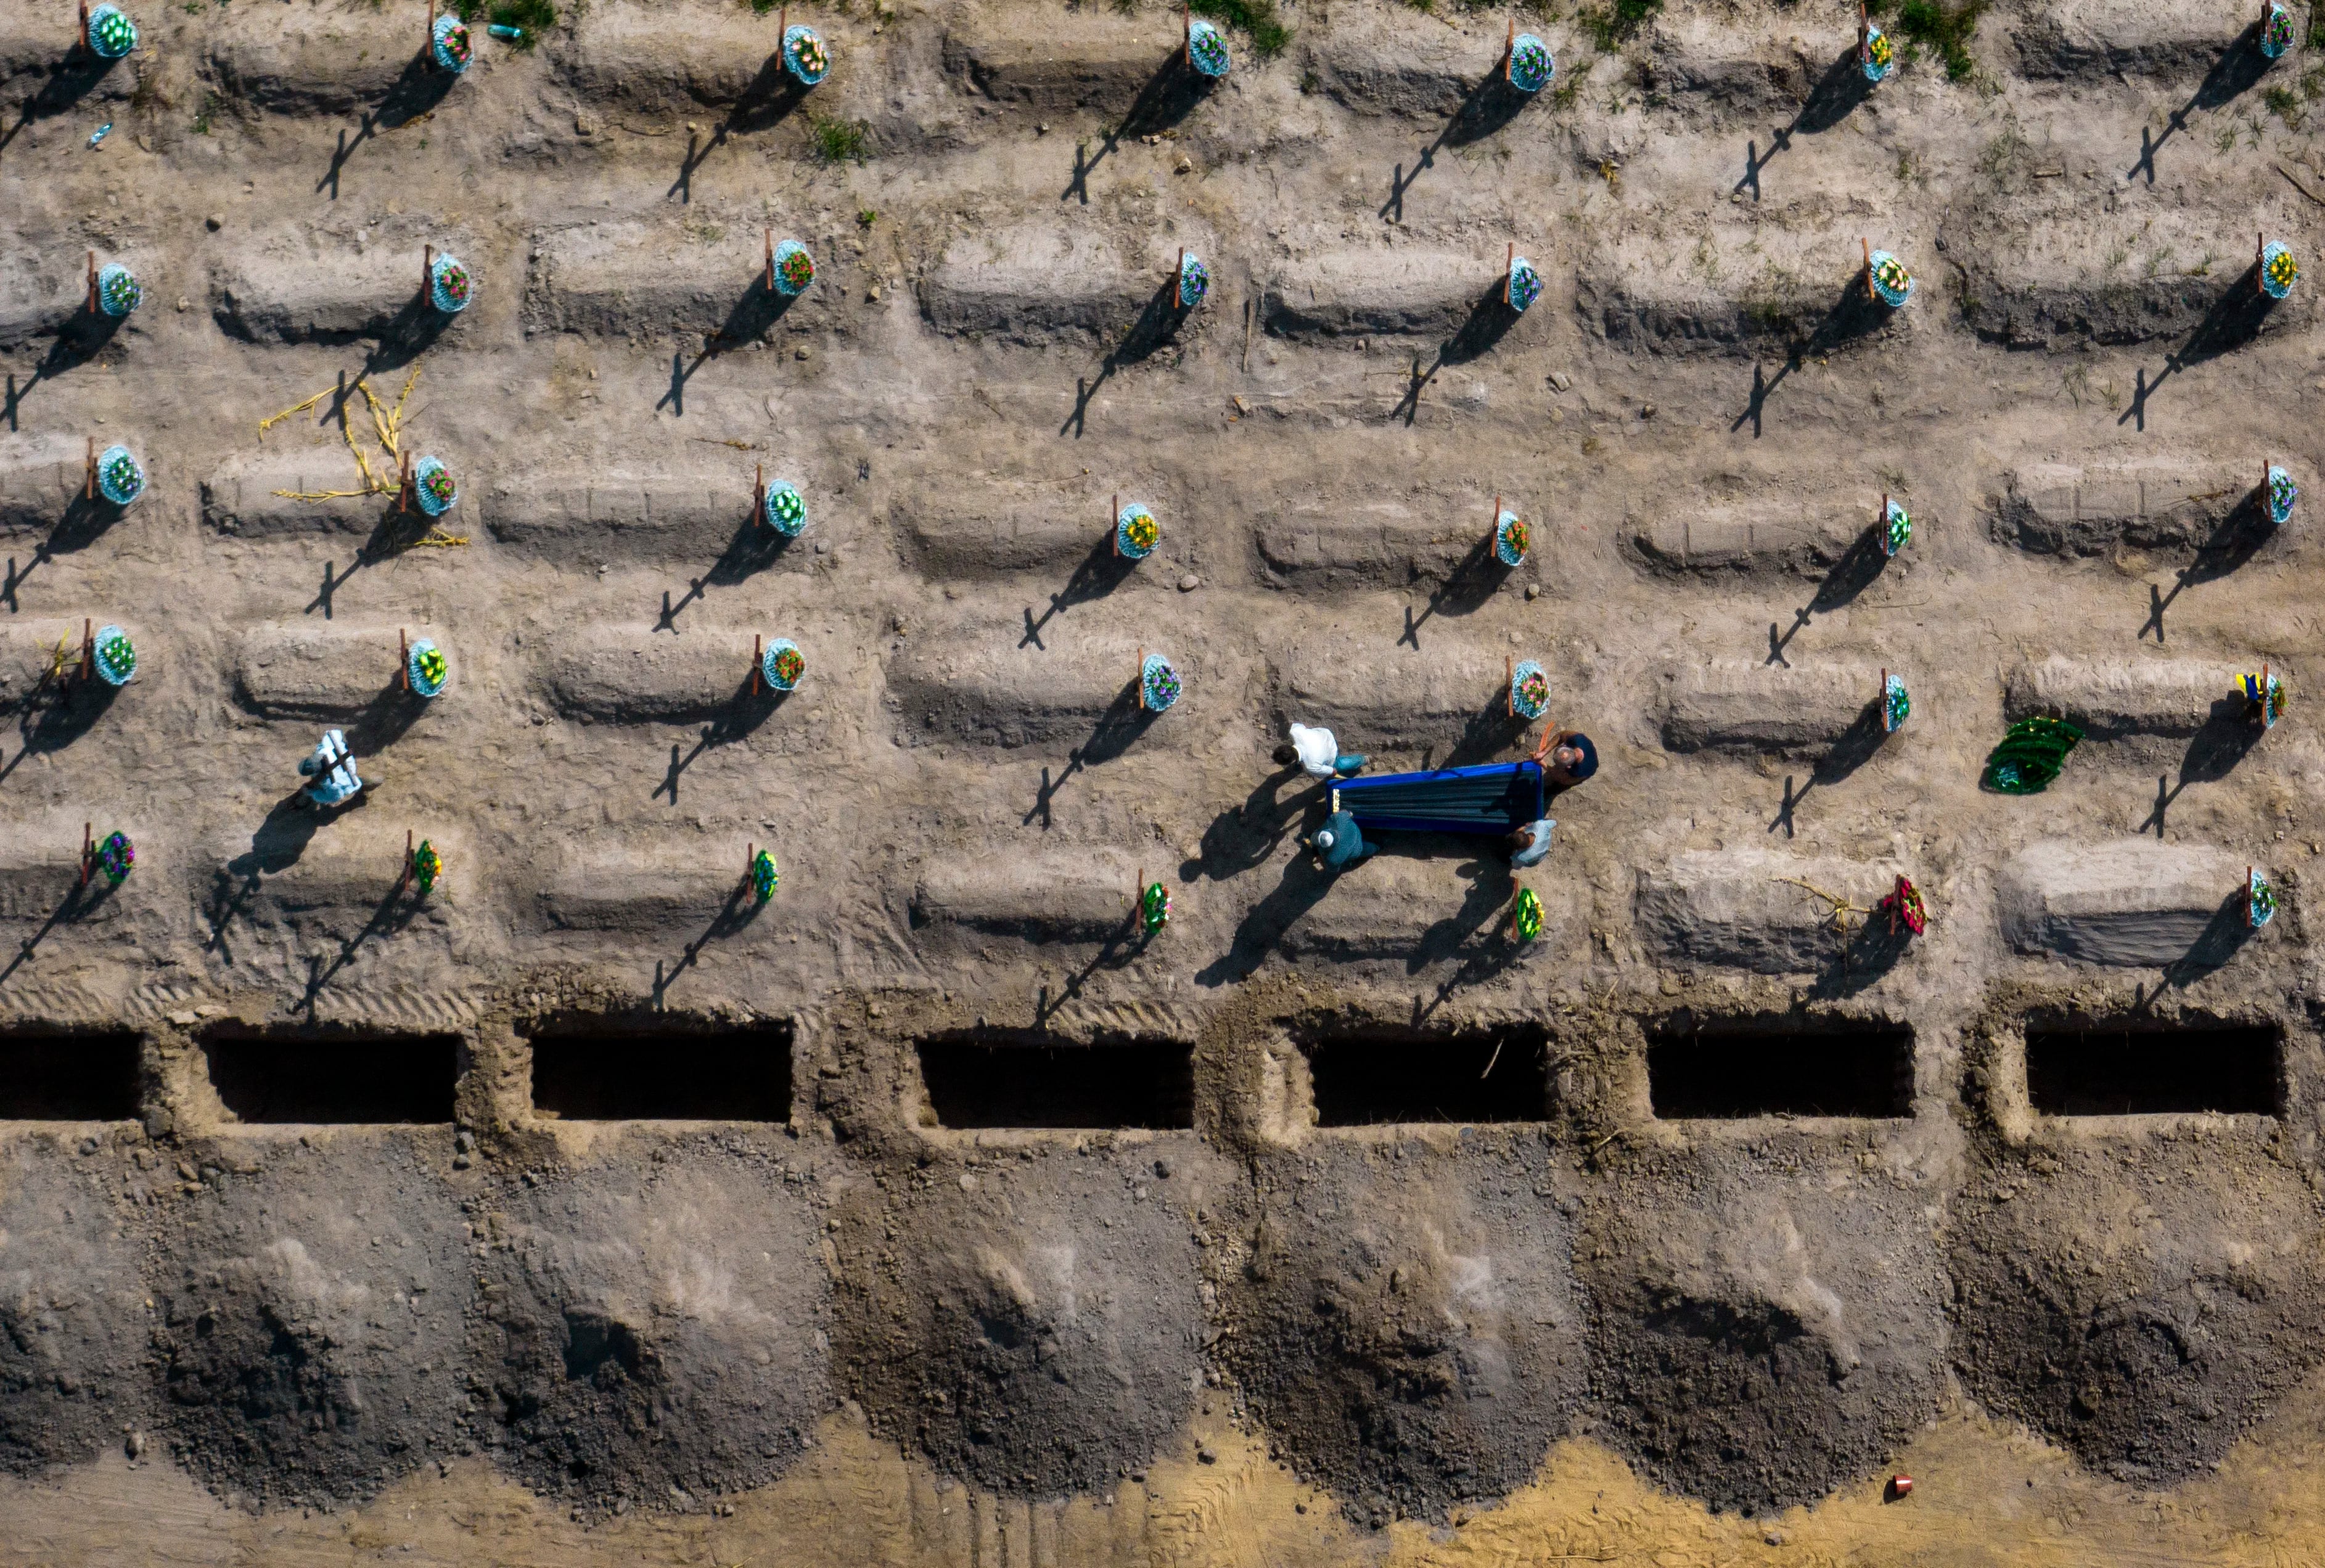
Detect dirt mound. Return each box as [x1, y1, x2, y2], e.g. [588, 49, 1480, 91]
[0, 1133, 154, 1474]
[1219, 1136, 1586, 1527]
[834, 1141, 1207, 1495]
[1950, 1139, 2325, 1482]
[1579, 1146, 1949, 1515]
[476, 1137, 832, 1509]
[150, 1135, 471, 1506]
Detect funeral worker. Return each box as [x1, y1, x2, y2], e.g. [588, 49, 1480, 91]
[1531, 726, 1599, 789]
[1275, 721, 1369, 781]
[1308, 808, 1374, 873]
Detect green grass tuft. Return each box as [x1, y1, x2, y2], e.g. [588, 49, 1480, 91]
[1892, 0, 1983, 82]
[807, 111, 872, 163]
[1189, 0, 1292, 60]
[1577, 0, 1660, 52]
[451, 0, 557, 48]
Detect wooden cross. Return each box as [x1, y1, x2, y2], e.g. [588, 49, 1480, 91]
[1506, 654, 1515, 718]
[86, 250, 97, 314]
[1505, 15, 1515, 68]
[1183, 0, 1192, 65]
[78, 0, 88, 49]
[2261, 661, 2274, 728]
[399, 827, 414, 891]
[1493, 493, 1504, 546]
[80, 618, 93, 682]
[84, 436, 95, 500]
[1880, 667, 1889, 731]
[79, 822, 92, 886]
[1110, 492, 1120, 556]
[1863, 237, 1874, 300]
[752, 633, 763, 696]
[426, 0, 436, 63]
[1137, 646, 1148, 710]
[765, 228, 776, 293]
[1858, 0, 1870, 54]
[399, 628, 410, 691]
[397, 448, 415, 512]
[1173, 245, 1184, 303]
[2257, 230, 2266, 295]
[423, 243, 435, 299]
[754, 462, 765, 520]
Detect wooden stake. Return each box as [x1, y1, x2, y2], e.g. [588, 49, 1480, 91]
[1863, 237, 1874, 300]
[426, 0, 435, 64]
[1859, 0, 1869, 52]
[423, 244, 433, 298]
[400, 628, 410, 691]
[1493, 493, 1503, 543]
[1506, 654, 1515, 718]
[752, 633, 763, 696]
[398, 448, 414, 512]
[1111, 493, 1120, 556]
[1507, 240, 1515, 281]
[1880, 668, 1888, 731]
[78, 0, 88, 50]
[1184, 0, 1192, 66]
[754, 462, 765, 520]
[86, 250, 97, 314]
[1506, 15, 1515, 67]
[400, 827, 414, 890]
[1138, 647, 1147, 710]
[84, 436, 95, 499]
[2258, 229, 2266, 294]
[81, 618, 93, 682]
[80, 823, 92, 886]
[1174, 245, 1184, 304]
[765, 228, 775, 292]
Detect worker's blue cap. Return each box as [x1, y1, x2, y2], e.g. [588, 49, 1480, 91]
[1565, 733, 1599, 780]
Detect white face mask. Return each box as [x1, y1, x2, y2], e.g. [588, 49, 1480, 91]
[1314, 830, 1335, 850]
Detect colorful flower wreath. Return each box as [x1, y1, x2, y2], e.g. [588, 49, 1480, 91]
[2263, 2, 2295, 57]
[1863, 26, 1893, 78]
[429, 253, 473, 313]
[1883, 498, 1911, 556]
[1508, 257, 1542, 314]
[773, 240, 816, 296]
[412, 839, 443, 896]
[94, 831, 134, 886]
[1869, 250, 1913, 308]
[2250, 868, 2276, 927]
[408, 638, 449, 699]
[2263, 242, 2298, 299]
[784, 24, 829, 84]
[1511, 885, 1544, 943]
[432, 12, 472, 71]
[2236, 671, 2288, 724]
[96, 263, 141, 317]
[1883, 674, 1910, 731]
[2268, 465, 2298, 525]
[414, 456, 459, 517]
[1141, 879, 1171, 935]
[1511, 659, 1549, 720]
[88, 4, 137, 57]
[96, 445, 144, 506]
[1178, 252, 1210, 310]
[1879, 874, 1926, 935]
[1508, 34, 1554, 93]
[1187, 18, 1231, 77]
[1983, 715, 2082, 794]
[764, 638, 805, 691]
[1495, 510, 1530, 566]
[1141, 653, 1183, 712]
[751, 848, 781, 902]
[763, 478, 806, 535]
[1117, 504, 1159, 559]
[92, 625, 137, 686]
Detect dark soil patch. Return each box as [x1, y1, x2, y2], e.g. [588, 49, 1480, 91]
[835, 1141, 1207, 1496]
[1218, 1136, 1585, 1528]
[477, 1137, 831, 1510]
[150, 1135, 472, 1506]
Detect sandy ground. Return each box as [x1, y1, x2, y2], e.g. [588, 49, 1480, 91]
[7, 0, 2325, 1558]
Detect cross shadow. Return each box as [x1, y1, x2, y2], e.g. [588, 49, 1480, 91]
[1789, 47, 1877, 135]
[43, 489, 130, 556]
[295, 870, 430, 1017]
[1764, 523, 1892, 662]
[1441, 689, 1532, 769]
[1059, 274, 1197, 437]
[651, 877, 765, 1004]
[1726, 276, 1903, 430]
[1379, 65, 1529, 220]
[0, 47, 122, 155]
[1389, 282, 1527, 425]
[13, 665, 122, 758]
[345, 674, 433, 753]
[1078, 678, 1160, 766]
[0, 870, 121, 989]
[1762, 700, 1892, 829]
[316, 112, 377, 197]
[655, 270, 801, 415]
[1397, 531, 1515, 652]
[2138, 483, 2279, 640]
[2157, 889, 2262, 987]
[2117, 261, 2284, 429]
[1, 302, 132, 422]
[1030, 909, 1161, 1028]
[1405, 854, 1517, 977]
[374, 51, 460, 130]
[1181, 770, 1313, 881]
[1020, 532, 1139, 647]
[360, 287, 456, 374]
[2125, 25, 2271, 184]
[705, 514, 798, 589]
[1056, 45, 1218, 205]
[1808, 909, 1913, 999]
[651, 676, 786, 803]
[1196, 850, 1337, 986]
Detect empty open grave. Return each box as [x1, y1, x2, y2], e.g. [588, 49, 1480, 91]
[1300, 1027, 1549, 1127]
[203, 1029, 458, 1124]
[529, 1020, 793, 1122]
[0, 1028, 139, 1120]
[915, 1035, 1193, 1130]
[2024, 1020, 2279, 1116]
[1649, 1017, 1914, 1119]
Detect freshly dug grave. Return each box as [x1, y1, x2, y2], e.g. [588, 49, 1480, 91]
[475, 1135, 832, 1510]
[1217, 1131, 1588, 1529]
